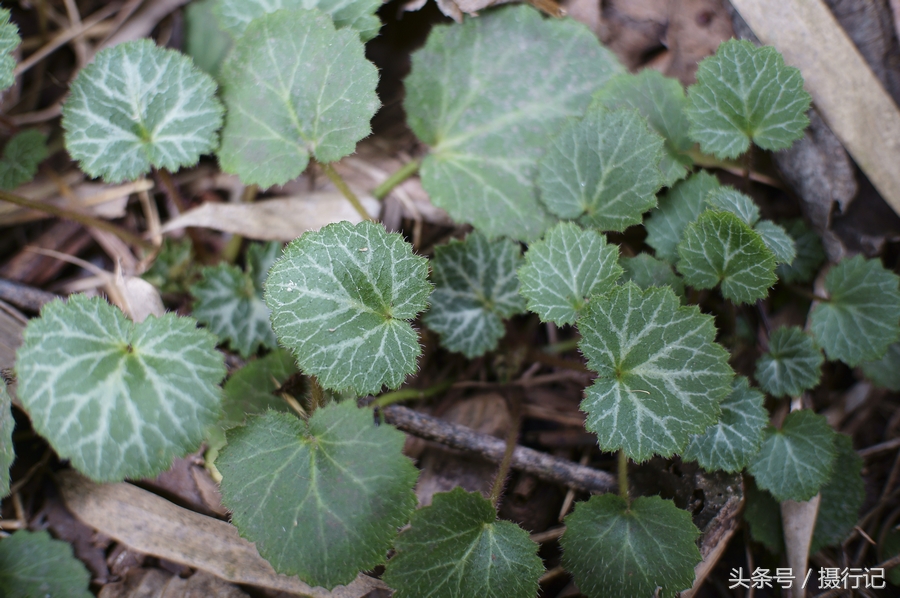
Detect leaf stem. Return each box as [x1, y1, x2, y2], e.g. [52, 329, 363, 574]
[618, 449, 629, 502]
[787, 284, 829, 303]
[490, 391, 522, 508]
[372, 379, 453, 409]
[543, 338, 580, 354]
[309, 376, 325, 413]
[373, 158, 420, 200]
[319, 162, 373, 222]
[221, 184, 258, 264]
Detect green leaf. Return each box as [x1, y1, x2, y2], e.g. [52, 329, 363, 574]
[538, 105, 665, 231]
[811, 434, 864, 553]
[405, 5, 623, 241]
[184, 0, 233, 77]
[214, 0, 381, 42]
[881, 528, 900, 585]
[562, 494, 700, 598]
[15, 294, 225, 482]
[62, 39, 224, 183]
[686, 40, 811, 159]
[809, 255, 900, 366]
[592, 70, 693, 187]
[141, 237, 195, 294]
[705, 187, 759, 226]
[190, 242, 280, 358]
[0, 530, 92, 598]
[743, 477, 784, 553]
[218, 404, 418, 589]
[383, 488, 543, 598]
[755, 326, 823, 397]
[776, 219, 825, 284]
[217, 8, 378, 188]
[754, 220, 796, 265]
[619, 254, 685, 300]
[424, 231, 524, 358]
[265, 221, 431, 395]
[644, 172, 720, 264]
[518, 222, 622, 325]
[0, 382, 13, 497]
[0, 8, 20, 92]
[677, 210, 777, 304]
[577, 283, 733, 461]
[0, 130, 47, 190]
[748, 410, 837, 502]
[682, 376, 767, 473]
[862, 342, 900, 391]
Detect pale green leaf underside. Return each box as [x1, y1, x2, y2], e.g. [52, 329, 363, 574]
[748, 409, 837, 502]
[677, 210, 777, 304]
[0, 9, 20, 92]
[0, 383, 12, 497]
[15, 294, 225, 482]
[0, 530, 92, 598]
[644, 172, 720, 264]
[776, 219, 825, 284]
[755, 326, 823, 398]
[190, 242, 280, 358]
[686, 39, 811, 159]
[62, 39, 223, 183]
[217, 8, 379, 188]
[682, 376, 767, 473]
[809, 255, 900, 366]
[705, 187, 759, 226]
[218, 404, 418, 589]
[383, 488, 543, 598]
[619, 254, 685, 300]
[0, 130, 47, 190]
[754, 220, 796, 265]
[424, 231, 524, 358]
[406, 5, 623, 240]
[862, 342, 900, 391]
[539, 105, 664, 231]
[592, 70, 693, 187]
[518, 222, 622, 326]
[811, 434, 865, 553]
[562, 494, 700, 598]
[214, 0, 381, 41]
[577, 283, 733, 462]
[265, 221, 431, 395]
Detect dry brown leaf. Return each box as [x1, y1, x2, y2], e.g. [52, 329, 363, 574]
[781, 495, 821, 598]
[100, 569, 251, 598]
[0, 178, 151, 227]
[57, 472, 389, 598]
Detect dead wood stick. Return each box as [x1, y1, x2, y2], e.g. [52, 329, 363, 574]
[0, 278, 59, 312]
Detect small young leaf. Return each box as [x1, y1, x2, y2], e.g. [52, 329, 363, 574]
[577, 283, 733, 462]
[538, 105, 665, 231]
[15, 295, 225, 482]
[743, 477, 784, 553]
[0, 8, 20, 92]
[619, 254, 686, 300]
[0, 130, 47, 190]
[518, 222, 622, 325]
[644, 172, 720, 264]
[0, 383, 13, 497]
[705, 187, 760, 226]
[686, 40, 811, 159]
[184, 0, 233, 77]
[748, 410, 837, 502]
[682, 376, 767, 473]
[862, 342, 900, 391]
[811, 434, 865, 553]
[0, 530, 92, 598]
[809, 255, 900, 366]
[405, 5, 623, 240]
[383, 488, 543, 598]
[592, 70, 693, 186]
[218, 404, 418, 589]
[424, 231, 525, 358]
[214, 0, 381, 42]
[755, 326, 823, 398]
[562, 494, 701, 598]
[776, 219, 825, 284]
[142, 237, 195, 293]
[754, 220, 796, 265]
[265, 221, 431, 395]
[62, 39, 224, 183]
[217, 8, 378, 188]
[677, 210, 777, 304]
[190, 242, 280, 358]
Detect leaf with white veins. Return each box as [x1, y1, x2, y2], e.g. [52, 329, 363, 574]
[755, 326, 823, 398]
[214, 0, 381, 41]
[0, 9, 19, 92]
[644, 172, 720, 264]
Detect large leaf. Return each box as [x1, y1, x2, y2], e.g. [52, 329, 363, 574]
[0, 130, 47, 190]
[537, 104, 665, 231]
[619, 254, 685, 300]
[776, 219, 825, 284]
[424, 231, 525, 358]
[644, 172, 720, 264]
[862, 342, 900, 391]
[0, 8, 20, 92]
[677, 209, 777, 304]
[0, 531, 92, 598]
[518, 222, 621, 325]
[748, 410, 837, 502]
[383, 488, 543, 598]
[755, 326, 823, 398]
[265, 221, 431, 395]
[592, 70, 693, 187]
[577, 283, 733, 462]
[405, 5, 623, 240]
[811, 434, 865, 553]
[562, 494, 700, 598]
[686, 40, 811, 159]
[15, 294, 225, 482]
[809, 255, 900, 366]
[214, 0, 381, 42]
[0, 383, 12, 497]
[682, 376, 767, 473]
[190, 242, 280, 358]
[62, 39, 223, 183]
[218, 404, 418, 589]
[217, 8, 379, 188]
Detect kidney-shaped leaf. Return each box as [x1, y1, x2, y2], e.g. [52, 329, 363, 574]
[0, 9, 20, 92]
[862, 342, 900, 391]
[619, 254, 686, 300]
[214, 0, 381, 41]
[0, 130, 47, 190]
[755, 326, 823, 398]
[644, 172, 720, 265]
[0, 530, 92, 598]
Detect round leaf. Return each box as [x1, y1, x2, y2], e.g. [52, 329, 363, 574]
[705, 187, 760, 226]
[214, 0, 381, 41]
[0, 9, 20, 92]
[0, 531, 92, 598]
[776, 219, 825, 284]
[0, 130, 48, 190]
[811, 434, 865, 553]
[862, 342, 900, 391]
[754, 220, 796, 265]
[218, 404, 419, 589]
[644, 172, 720, 264]
[62, 39, 223, 183]
[619, 254, 685, 300]
[755, 326, 823, 398]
